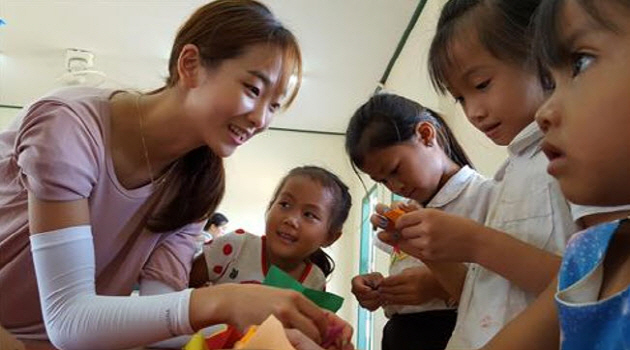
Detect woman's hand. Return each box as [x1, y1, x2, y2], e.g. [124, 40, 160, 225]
[378, 208, 482, 263]
[320, 311, 353, 349]
[350, 273, 384, 311]
[286, 329, 324, 350]
[190, 284, 328, 343]
[286, 322, 355, 350]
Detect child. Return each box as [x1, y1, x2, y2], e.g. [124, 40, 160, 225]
[0, 1, 338, 349]
[477, 0, 630, 348]
[345, 93, 494, 350]
[190, 166, 352, 292]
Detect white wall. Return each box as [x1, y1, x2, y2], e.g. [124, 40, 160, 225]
[218, 128, 364, 328]
[0, 106, 20, 131]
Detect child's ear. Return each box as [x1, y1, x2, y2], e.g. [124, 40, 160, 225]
[415, 121, 437, 147]
[323, 230, 342, 247]
[177, 44, 203, 88]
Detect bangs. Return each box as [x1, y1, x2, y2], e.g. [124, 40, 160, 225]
[429, 23, 463, 95]
[533, 0, 571, 69]
[272, 31, 303, 111]
[534, 0, 628, 70]
[429, 0, 540, 95]
[428, 7, 487, 95]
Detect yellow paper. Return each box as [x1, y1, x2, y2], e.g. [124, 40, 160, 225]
[183, 331, 209, 350]
[235, 315, 296, 350]
[0, 325, 25, 350]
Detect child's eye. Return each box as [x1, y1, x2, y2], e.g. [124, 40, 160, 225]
[245, 84, 261, 97]
[304, 212, 320, 220]
[475, 79, 490, 91]
[278, 201, 290, 208]
[571, 53, 595, 77]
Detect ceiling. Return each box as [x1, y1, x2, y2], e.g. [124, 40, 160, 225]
[0, 0, 420, 133]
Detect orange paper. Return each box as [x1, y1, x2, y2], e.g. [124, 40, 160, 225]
[235, 315, 296, 350]
[383, 208, 406, 231]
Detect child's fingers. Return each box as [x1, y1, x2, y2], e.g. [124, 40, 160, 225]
[363, 272, 384, 287]
[360, 290, 382, 302]
[394, 210, 425, 231]
[400, 200, 422, 212]
[377, 230, 400, 246]
[379, 273, 408, 287]
[374, 203, 391, 215]
[370, 213, 389, 230]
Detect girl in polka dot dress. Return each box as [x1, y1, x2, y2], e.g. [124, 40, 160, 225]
[190, 166, 352, 291]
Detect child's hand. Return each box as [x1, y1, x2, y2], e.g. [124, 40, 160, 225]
[370, 202, 422, 232]
[350, 273, 384, 311]
[379, 267, 448, 306]
[378, 208, 481, 262]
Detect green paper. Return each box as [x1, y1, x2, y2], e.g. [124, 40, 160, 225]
[263, 265, 344, 312]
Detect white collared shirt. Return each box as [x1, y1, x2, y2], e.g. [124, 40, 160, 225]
[447, 122, 578, 349]
[375, 166, 494, 317]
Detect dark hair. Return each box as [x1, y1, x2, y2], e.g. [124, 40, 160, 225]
[204, 212, 229, 231]
[345, 93, 472, 173]
[428, 0, 542, 94]
[147, 0, 302, 232]
[268, 166, 352, 277]
[534, 0, 630, 73]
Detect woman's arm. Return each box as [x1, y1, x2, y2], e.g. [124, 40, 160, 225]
[29, 195, 328, 349]
[29, 196, 194, 350]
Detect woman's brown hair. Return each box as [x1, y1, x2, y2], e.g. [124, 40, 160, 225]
[148, 0, 302, 232]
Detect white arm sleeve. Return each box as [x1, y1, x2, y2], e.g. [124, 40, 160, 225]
[139, 279, 223, 349]
[139, 278, 178, 295]
[30, 226, 194, 350]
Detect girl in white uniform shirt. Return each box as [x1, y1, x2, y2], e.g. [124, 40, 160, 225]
[346, 93, 494, 350]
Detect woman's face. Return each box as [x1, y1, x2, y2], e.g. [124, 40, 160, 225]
[183, 43, 288, 157]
